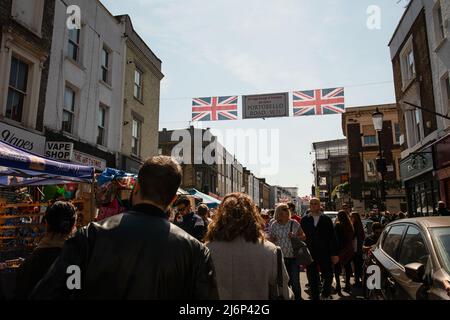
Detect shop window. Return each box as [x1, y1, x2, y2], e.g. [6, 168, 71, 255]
[6, 56, 29, 123]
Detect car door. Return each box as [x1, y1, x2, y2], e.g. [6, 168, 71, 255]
[395, 225, 430, 299]
[373, 224, 407, 300]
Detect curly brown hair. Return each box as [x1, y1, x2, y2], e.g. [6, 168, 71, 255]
[204, 192, 265, 243]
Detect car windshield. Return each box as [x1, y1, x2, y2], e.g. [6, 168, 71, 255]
[430, 227, 450, 275]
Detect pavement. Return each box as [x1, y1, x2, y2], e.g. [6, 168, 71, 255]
[299, 269, 365, 300]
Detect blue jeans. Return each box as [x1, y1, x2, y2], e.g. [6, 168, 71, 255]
[284, 258, 301, 300]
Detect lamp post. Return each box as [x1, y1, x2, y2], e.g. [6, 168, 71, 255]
[372, 108, 386, 211]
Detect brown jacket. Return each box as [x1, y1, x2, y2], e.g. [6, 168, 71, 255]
[206, 237, 293, 300]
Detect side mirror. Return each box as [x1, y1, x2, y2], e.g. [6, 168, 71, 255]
[405, 262, 425, 283]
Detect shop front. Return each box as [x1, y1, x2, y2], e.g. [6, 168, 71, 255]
[434, 133, 450, 204]
[400, 146, 439, 216]
[44, 129, 114, 171]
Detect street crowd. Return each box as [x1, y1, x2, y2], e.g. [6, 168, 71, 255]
[1, 155, 450, 300]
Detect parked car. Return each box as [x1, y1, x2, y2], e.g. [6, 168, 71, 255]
[365, 217, 450, 300]
[324, 211, 338, 223]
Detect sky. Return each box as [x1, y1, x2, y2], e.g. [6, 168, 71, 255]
[101, 0, 408, 196]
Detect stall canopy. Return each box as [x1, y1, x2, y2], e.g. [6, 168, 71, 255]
[187, 188, 221, 208]
[0, 141, 94, 186]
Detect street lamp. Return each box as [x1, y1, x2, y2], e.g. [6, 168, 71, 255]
[372, 108, 386, 211]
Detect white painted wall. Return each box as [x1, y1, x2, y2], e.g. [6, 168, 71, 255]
[44, 0, 125, 155]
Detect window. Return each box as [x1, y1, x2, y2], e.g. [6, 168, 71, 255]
[414, 108, 422, 142]
[131, 119, 141, 156]
[134, 68, 143, 100]
[400, 37, 416, 88]
[443, 75, 450, 117]
[97, 105, 107, 146]
[394, 123, 401, 144]
[101, 47, 110, 84]
[434, 3, 445, 43]
[382, 225, 406, 261]
[68, 29, 80, 61]
[398, 226, 429, 266]
[365, 159, 377, 178]
[6, 57, 29, 122]
[363, 135, 377, 146]
[62, 87, 75, 133]
[102, 47, 111, 84]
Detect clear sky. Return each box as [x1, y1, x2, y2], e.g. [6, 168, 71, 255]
[101, 0, 408, 196]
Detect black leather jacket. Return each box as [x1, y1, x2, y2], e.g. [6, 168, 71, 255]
[30, 203, 218, 300]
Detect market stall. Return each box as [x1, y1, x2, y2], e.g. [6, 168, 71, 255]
[187, 188, 221, 208]
[0, 141, 94, 259]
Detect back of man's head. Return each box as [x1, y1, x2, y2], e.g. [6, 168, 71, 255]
[138, 156, 182, 207]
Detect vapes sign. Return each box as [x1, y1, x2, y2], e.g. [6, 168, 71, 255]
[45, 142, 74, 161]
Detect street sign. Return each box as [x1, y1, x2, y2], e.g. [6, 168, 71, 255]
[242, 92, 289, 119]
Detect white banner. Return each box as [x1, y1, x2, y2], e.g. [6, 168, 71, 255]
[0, 121, 46, 155]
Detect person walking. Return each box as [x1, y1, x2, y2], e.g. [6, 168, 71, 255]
[350, 211, 365, 288]
[205, 193, 293, 300]
[270, 203, 306, 300]
[288, 202, 301, 223]
[30, 156, 218, 299]
[15, 201, 77, 299]
[197, 203, 212, 228]
[174, 196, 207, 242]
[333, 210, 354, 294]
[438, 201, 450, 216]
[300, 198, 339, 300]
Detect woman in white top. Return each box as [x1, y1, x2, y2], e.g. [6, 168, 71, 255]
[205, 193, 293, 300]
[270, 203, 306, 300]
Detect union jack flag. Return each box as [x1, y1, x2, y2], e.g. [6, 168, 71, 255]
[192, 96, 238, 121]
[292, 87, 345, 116]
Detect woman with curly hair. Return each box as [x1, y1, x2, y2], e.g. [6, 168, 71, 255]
[205, 193, 293, 300]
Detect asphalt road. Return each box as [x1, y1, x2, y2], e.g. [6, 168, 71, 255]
[299, 269, 365, 300]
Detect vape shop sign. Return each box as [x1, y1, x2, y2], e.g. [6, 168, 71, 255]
[0, 122, 46, 155]
[45, 142, 74, 161]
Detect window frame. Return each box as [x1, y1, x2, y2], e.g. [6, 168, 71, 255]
[101, 46, 111, 85]
[68, 28, 80, 62]
[433, 1, 446, 46]
[397, 225, 430, 267]
[131, 118, 141, 157]
[400, 36, 416, 90]
[6, 56, 29, 123]
[393, 122, 401, 144]
[62, 86, 76, 134]
[381, 224, 408, 263]
[97, 104, 108, 146]
[134, 68, 143, 100]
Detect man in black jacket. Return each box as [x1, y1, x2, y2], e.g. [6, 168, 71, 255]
[300, 198, 339, 300]
[30, 156, 218, 300]
[175, 196, 207, 241]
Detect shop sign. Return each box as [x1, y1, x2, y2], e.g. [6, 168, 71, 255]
[400, 147, 433, 181]
[45, 142, 74, 161]
[0, 122, 46, 155]
[73, 150, 106, 171]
